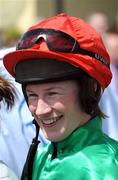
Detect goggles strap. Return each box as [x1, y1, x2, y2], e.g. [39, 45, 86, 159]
[78, 48, 109, 67]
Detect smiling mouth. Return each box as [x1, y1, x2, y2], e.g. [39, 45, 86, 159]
[41, 115, 63, 126]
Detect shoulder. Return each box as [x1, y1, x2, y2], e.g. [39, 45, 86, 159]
[103, 135, 118, 156]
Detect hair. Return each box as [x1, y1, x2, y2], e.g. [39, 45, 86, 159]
[75, 69, 106, 118]
[0, 76, 16, 109]
[21, 68, 106, 118]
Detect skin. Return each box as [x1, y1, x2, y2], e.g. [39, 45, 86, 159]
[87, 13, 108, 35]
[26, 80, 91, 142]
[106, 33, 118, 65]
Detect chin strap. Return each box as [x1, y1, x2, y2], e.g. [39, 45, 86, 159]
[21, 119, 40, 180]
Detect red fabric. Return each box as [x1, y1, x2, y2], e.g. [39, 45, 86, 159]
[3, 13, 112, 89]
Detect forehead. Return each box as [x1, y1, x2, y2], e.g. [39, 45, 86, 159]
[26, 80, 78, 91]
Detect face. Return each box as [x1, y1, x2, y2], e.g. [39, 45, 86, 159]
[26, 80, 90, 142]
[106, 33, 118, 65]
[87, 13, 108, 35]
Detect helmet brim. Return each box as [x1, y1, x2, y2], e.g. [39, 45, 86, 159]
[3, 48, 112, 89]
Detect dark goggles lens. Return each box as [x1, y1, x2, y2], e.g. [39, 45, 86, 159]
[17, 28, 78, 52]
[16, 28, 109, 67]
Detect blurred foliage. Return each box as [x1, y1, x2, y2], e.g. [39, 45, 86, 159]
[4, 26, 22, 47]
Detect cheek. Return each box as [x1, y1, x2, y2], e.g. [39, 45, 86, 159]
[52, 100, 66, 110]
[27, 99, 38, 113]
[28, 104, 36, 114]
[53, 96, 77, 112]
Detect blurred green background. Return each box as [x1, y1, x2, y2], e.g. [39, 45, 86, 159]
[0, 0, 118, 48]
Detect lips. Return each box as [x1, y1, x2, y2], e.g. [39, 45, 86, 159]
[41, 115, 63, 126]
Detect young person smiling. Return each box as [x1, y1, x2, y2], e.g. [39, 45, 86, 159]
[26, 79, 90, 142]
[3, 13, 118, 180]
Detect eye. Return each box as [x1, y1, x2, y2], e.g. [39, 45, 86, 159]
[48, 92, 58, 96]
[27, 93, 38, 101]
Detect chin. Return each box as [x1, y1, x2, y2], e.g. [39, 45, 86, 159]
[46, 136, 60, 142]
[44, 133, 63, 142]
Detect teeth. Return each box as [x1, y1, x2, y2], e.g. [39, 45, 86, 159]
[42, 116, 61, 125]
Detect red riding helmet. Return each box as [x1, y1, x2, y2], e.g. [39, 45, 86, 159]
[3, 13, 112, 89]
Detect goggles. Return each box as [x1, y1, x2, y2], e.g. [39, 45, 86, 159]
[16, 28, 109, 67]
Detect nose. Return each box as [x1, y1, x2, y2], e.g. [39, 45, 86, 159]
[34, 98, 52, 117]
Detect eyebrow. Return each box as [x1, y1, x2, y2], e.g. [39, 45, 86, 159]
[45, 86, 63, 91]
[26, 86, 64, 92]
[26, 89, 34, 93]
